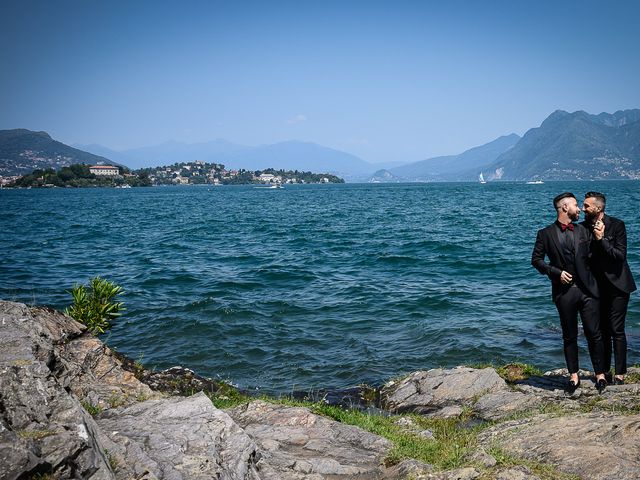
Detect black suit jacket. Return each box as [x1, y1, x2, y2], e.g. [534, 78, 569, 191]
[531, 222, 599, 301]
[581, 215, 637, 294]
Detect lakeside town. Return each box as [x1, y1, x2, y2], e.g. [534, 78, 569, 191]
[1, 160, 344, 188]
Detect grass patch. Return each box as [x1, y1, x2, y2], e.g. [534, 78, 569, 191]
[206, 382, 251, 409]
[496, 363, 542, 382]
[81, 400, 103, 417]
[625, 370, 640, 384]
[300, 402, 482, 470]
[108, 392, 127, 408]
[11, 359, 33, 367]
[17, 429, 56, 440]
[485, 446, 581, 480]
[465, 362, 543, 383]
[104, 449, 119, 472]
[466, 362, 495, 369]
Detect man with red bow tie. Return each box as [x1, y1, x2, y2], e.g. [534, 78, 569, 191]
[532, 192, 607, 393]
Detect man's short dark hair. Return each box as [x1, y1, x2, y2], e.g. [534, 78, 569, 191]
[553, 192, 576, 209]
[585, 191, 606, 207]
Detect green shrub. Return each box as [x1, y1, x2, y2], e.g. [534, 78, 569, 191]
[65, 277, 124, 334]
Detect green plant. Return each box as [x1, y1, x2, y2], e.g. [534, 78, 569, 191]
[625, 366, 640, 384]
[205, 381, 250, 409]
[104, 449, 119, 472]
[108, 392, 127, 408]
[496, 363, 543, 382]
[65, 277, 124, 334]
[81, 400, 103, 417]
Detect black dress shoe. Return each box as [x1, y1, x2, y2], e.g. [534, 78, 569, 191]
[596, 378, 607, 393]
[567, 378, 580, 393]
[613, 377, 625, 385]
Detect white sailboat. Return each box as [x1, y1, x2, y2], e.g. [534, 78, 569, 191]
[479, 172, 486, 184]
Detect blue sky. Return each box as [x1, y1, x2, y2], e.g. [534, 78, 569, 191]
[1, 0, 639, 163]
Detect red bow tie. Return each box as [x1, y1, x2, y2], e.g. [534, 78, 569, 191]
[561, 223, 574, 232]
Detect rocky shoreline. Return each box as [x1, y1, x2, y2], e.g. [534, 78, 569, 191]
[1, 300, 639, 479]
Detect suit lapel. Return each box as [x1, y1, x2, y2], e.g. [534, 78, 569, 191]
[572, 223, 581, 256]
[603, 215, 612, 236]
[550, 225, 566, 267]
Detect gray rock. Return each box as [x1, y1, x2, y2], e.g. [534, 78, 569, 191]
[464, 447, 497, 468]
[436, 467, 481, 480]
[381, 367, 507, 414]
[393, 416, 417, 428]
[382, 459, 433, 479]
[478, 412, 640, 480]
[472, 390, 542, 421]
[56, 334, 161, 410]
[228, 400, 392, 479]
[97, 392, 259, 480]
[0, 301, 115, 480]
[494, 466, 540, 479]
[392, 416, 434, 440]
[425, 405, 463, 419]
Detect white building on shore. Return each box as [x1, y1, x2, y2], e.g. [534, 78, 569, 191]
[89, 165, 120, 176]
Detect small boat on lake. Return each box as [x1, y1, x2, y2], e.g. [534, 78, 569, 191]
[526, 180, 544, 184]
[479, 172, 486, 184]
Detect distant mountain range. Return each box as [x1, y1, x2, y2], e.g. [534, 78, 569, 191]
[381, 134, 521, 182]
[75, 139, 375, 180]
[0, 129, 120, 176]
[3, 108, 640, 181]
[482, 109, 640, 181]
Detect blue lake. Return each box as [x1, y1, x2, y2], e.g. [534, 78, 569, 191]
[1, 182, 639, 393]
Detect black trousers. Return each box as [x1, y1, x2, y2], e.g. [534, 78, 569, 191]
[600, 282, 630, 375]
[554, 285, 605, 374]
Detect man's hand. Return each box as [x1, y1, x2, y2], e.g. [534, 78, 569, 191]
[560, 270, 573, 284]
[593, 220, 605, 241]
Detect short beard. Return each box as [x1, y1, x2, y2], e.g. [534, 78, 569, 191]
[584, 211, 598, 222]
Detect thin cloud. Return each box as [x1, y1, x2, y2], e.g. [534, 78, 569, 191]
[286, 114, 307, 124]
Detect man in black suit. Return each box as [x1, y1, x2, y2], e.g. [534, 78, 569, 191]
[531, 192, 607, 392]
[582, 191, 637, 384]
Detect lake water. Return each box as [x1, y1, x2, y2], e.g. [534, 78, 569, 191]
[1, 182, 639, 393]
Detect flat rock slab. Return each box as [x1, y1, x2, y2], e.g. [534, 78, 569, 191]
[381, 367, 507, 414]
[478, 412, 640, 480]
[473, 390, 542, 421]
[228, 400, 392, 479]
[97, 392, 260, 480]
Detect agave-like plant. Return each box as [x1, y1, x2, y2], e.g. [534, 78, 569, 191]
[65, 276, 124, 334]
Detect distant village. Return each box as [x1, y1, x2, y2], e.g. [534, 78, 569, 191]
[2, 161, 344, 188]
[139, 161, 343, 186]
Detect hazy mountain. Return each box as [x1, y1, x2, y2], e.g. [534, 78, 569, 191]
[383, 134, 520, 182]
[71, 143, 131, 165]
[0, 129, 121, 176]
[80, 139, 374, 178]
[483, 109, 640, 181]
[224, 140, 372, 174]
[369, 169, 403, 183]
[76, 139, 251, 170]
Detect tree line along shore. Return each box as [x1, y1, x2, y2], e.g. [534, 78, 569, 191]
[3, 161, 344, 188]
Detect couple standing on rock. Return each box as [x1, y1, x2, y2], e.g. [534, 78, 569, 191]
[532, 191, 636, 393]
